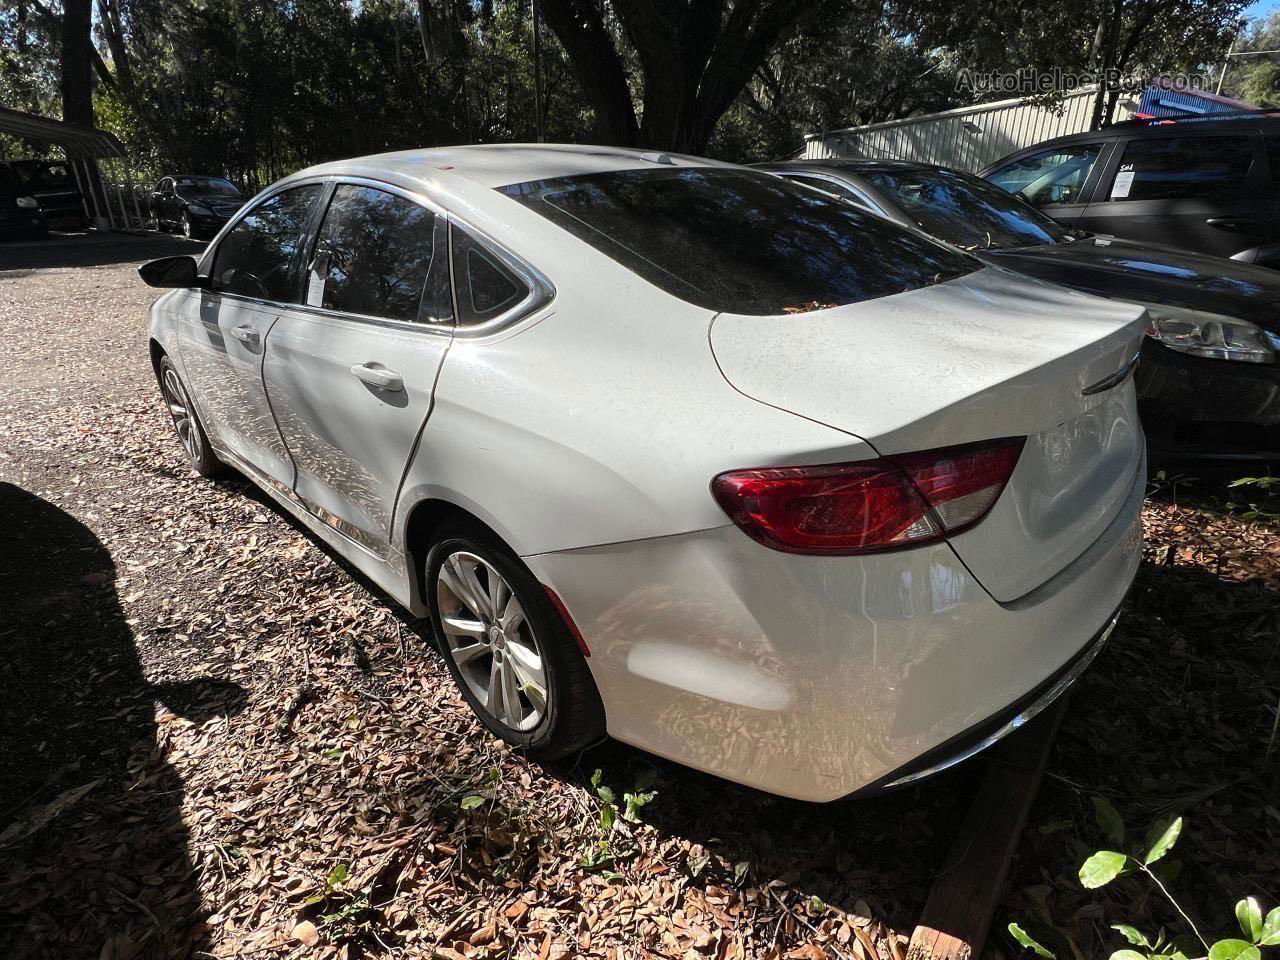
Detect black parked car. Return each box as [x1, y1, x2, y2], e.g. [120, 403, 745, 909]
[757, 158, 1280, 462]
[150, 175, 244, 238]
[0, 163, 48, 239]
[9, 159, 87, 229]
[979, 112, 1280, 268]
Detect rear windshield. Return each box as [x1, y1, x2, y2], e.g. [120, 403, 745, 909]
[498, 168, 978, 315]
[863, 167, 1070, 249]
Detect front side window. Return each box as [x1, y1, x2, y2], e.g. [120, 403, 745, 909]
[864, 168, 1068, 249]
[212, 183, 322, 301]
[987, 143, 1103, 207]
[1106, 136, 1254, 202]
[310, 184, 443, 323]
[499, 168, 976, 315]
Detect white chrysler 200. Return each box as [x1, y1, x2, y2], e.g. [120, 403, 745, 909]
[141, 144, 1145, 802]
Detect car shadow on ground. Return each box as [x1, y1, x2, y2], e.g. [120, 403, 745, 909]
[0, 482, 246, 959]
[0, 232, 202, 272]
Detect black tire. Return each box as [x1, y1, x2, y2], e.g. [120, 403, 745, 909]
[426, 520, 605, 759]
[156, 354, 226, 478]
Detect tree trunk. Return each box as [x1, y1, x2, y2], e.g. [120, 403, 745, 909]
[60, 0, 95, 126]
[538, 0, 639, 145]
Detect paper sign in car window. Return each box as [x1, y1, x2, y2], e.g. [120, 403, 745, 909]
[1110, 167, 1135, 199]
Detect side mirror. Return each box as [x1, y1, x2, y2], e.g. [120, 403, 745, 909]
[139, 255, 208, 289]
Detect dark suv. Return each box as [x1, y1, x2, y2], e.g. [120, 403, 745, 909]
[981, 112, 1280, 268]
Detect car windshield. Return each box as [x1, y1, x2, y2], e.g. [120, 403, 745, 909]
[12, 161, 74, 190]
[862, 168, 1071, 249]
[176, 177, 241, 198]
[498, 167, 978, 315]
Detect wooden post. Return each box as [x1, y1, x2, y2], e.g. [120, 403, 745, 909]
[906, 698, 1068, 960]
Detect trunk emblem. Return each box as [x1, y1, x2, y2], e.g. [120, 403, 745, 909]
[1082, 351, 1140, 396]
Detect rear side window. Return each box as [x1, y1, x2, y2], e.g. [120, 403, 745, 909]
[986, 143, 1102, 207]
[499, 168, 975, 315]
[1106, 136, 1254, 201]
[213, 184, 322, 301]
[310, 184, 446, 324]
[450, 226, 531, 326]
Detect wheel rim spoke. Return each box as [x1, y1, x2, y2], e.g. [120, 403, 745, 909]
[489, 575, 509, 622]
[499, 658, 523, 726]
[441, 614, 486, 638]
[485, 657, 505, 717]
[440, 557, 486, 620]
[451, 641, 488, 666]
[505, 641, 546, 713]
[500, 595, 526, 635]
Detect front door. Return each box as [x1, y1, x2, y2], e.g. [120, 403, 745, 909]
[1077, 132, 1267, 257]
[261, 182, 453, 557]
[177, 182, 325, 485]
[984, 141, 1108, 231]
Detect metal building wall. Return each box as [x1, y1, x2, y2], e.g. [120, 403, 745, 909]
[803, 88, 1134, 172]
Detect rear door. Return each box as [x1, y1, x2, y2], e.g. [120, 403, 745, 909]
[1077, 131, 1266, 256]
[178, 182, 324, 485]
[261, 181, 454, 558]
[984, 140, 1110, 230]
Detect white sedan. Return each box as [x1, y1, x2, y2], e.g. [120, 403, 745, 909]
[140, 145, 1145, 802]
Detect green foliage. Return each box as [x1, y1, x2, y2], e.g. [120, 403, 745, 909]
[1080, 849, 1130, 888]
[579, 768, 659, 874]
[1009, 922, 1056, 959]
[1015, 817, 1277, 960]
[1224, 476, 1280, 524]
[1144, 818, 1183, 865]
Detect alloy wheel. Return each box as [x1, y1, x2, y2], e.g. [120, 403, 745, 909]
[161, 365, 202, 463]
[436, 550, 548, 732]
[181, 212, 192, 238]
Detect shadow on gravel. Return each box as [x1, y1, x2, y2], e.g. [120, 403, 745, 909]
[0, 233, 201, 272]
[0, 482, 246, 959]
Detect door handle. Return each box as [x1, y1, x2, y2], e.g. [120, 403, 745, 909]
[1205, 217, 1257, 231]
[231, 324, 260, 346]
[349, 363, 404, 392]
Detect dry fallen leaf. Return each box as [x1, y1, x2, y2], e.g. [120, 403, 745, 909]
[291, 920, 320, 947]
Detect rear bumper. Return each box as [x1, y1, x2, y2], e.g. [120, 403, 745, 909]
[853, 606, 1117, 795]
[1137, 340, 1280, 460]
[525, 454, 1144, 802]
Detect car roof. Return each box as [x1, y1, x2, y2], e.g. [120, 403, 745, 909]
[1000, 112, 1280, 153]
[296, 143, 731, 191]
[756, 158, 945, 177]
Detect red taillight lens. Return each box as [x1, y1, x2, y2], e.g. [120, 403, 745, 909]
[711, 438, 1024, 555]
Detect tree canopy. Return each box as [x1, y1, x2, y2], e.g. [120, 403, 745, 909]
[0, 0, 1255, 184]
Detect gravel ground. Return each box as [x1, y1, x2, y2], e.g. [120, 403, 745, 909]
[1, 233, 1277, 960]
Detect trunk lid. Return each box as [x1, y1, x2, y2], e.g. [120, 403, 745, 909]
[709, 266, 1147, 602]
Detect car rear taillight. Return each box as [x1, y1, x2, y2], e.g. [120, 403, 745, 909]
[711, 438, 1025, 555]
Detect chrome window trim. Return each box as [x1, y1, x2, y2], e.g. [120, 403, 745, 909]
[200, 173, 554, 339]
